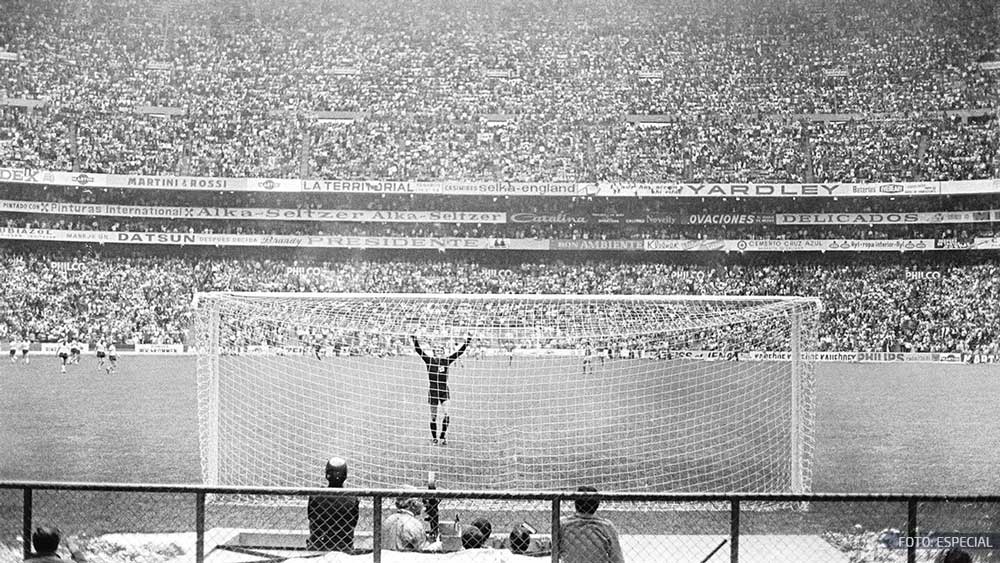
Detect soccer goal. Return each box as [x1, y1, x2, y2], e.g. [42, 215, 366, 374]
[192, 293, 819, 493]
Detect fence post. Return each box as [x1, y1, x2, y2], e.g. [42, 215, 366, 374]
[22, 488, 32, 560]
[551, 497, 560, 563]
[195, 492, 206, 563]
[730, 498, 740, 563]
[907, 499, 917, 563]
[373, 495, 382, 563]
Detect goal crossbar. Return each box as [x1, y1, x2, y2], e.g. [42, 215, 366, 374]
[194, 291, 821, 304]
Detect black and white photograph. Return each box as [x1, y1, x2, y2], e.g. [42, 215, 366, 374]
[0, 0, 998, 561]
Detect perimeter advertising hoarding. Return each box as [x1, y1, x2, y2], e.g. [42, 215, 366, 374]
[2, 167, 996, 197]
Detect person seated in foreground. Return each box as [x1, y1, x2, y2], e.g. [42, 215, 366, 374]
[307, 457, 359, 552]
[936, 548, 973, 563]
[558, 486, 625, 563]
[26, 527, 85, 563]
[510, 527, 531, 554]
[462, 527, 486, 550]
[382, 493, 439, 551]
[471, 517, 492, 543]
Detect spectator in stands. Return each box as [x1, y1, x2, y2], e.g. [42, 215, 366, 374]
[307, 457, 359, 552]
[1, 0, 998, 182]
[26, 527, 85, 563]
[558, 486, 624, 563]
[1, 248, 999, 356]
[381, 493, 432, 551]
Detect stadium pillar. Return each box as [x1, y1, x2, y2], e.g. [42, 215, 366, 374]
[907, 499, 917, 563]
[195, 492, 206, 563]
[22, 487, 32, 560]
[730, 499, 740, 563]
[373, 495, 382, 563]
[551, 498, 561, 563]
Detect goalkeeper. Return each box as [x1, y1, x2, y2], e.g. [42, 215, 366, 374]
[412, 333, 472, 446]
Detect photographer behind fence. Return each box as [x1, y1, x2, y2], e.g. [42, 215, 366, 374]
[26, 527, 85, 563]
[382, 490, 441, 552]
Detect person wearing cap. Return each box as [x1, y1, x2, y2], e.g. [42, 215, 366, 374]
[26, 527, 86, 563]
[307, 457, 359, 551]
[557, 486, 624, 563]
[381, 493, 431, 551]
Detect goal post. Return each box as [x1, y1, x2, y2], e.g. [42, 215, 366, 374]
[192, 292, 819, 493]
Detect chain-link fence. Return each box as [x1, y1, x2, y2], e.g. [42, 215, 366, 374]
[1, 484, 999, 562]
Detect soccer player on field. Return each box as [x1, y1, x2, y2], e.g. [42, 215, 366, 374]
[9, 338, 17, 363]
[504, 341, 515, 366]
[582, 341, 596, 374]
[57, 341, 70, 374]
[412, 333, 472, 446]
[106, 343, 117, 374]
[312, 333, 326, 361]
[95, 340, 107, 370]
[69, 339, 81, 365]
[20, 337, 30, 364]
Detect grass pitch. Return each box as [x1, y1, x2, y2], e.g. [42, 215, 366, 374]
[1, 356, 998, 492]
[1, 356, 999, 561]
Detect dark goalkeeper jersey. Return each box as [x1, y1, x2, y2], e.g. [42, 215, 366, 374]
[412, 336, 471, 400]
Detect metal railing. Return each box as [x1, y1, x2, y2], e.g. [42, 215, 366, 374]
[2, 482, 998, 563]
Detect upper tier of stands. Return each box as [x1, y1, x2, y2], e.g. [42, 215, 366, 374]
[0, 0, 997, 181]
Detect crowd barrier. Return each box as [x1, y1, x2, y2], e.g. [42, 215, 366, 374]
[1, 482, 998, 563]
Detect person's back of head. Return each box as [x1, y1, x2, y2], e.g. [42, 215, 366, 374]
[462, 527, 486, 549]
[509, 527, 531, 554]
[394, 496, 423, 515]
[574, 485, 600, 515]
[937, 548, 973, 563]
[32, 527, 61, 554]
[471, 517, 492, 541]
[325, 457, 348, 487]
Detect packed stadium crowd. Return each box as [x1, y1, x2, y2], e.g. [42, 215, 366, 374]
[0, 249, 997, 357]
[0, 0, 997, 182]
[0, 0, 998, 358]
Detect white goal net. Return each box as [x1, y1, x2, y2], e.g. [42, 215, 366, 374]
[193, 293, 819, 493]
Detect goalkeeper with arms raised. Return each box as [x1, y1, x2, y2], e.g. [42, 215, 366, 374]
[412, 333, 472, 446]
